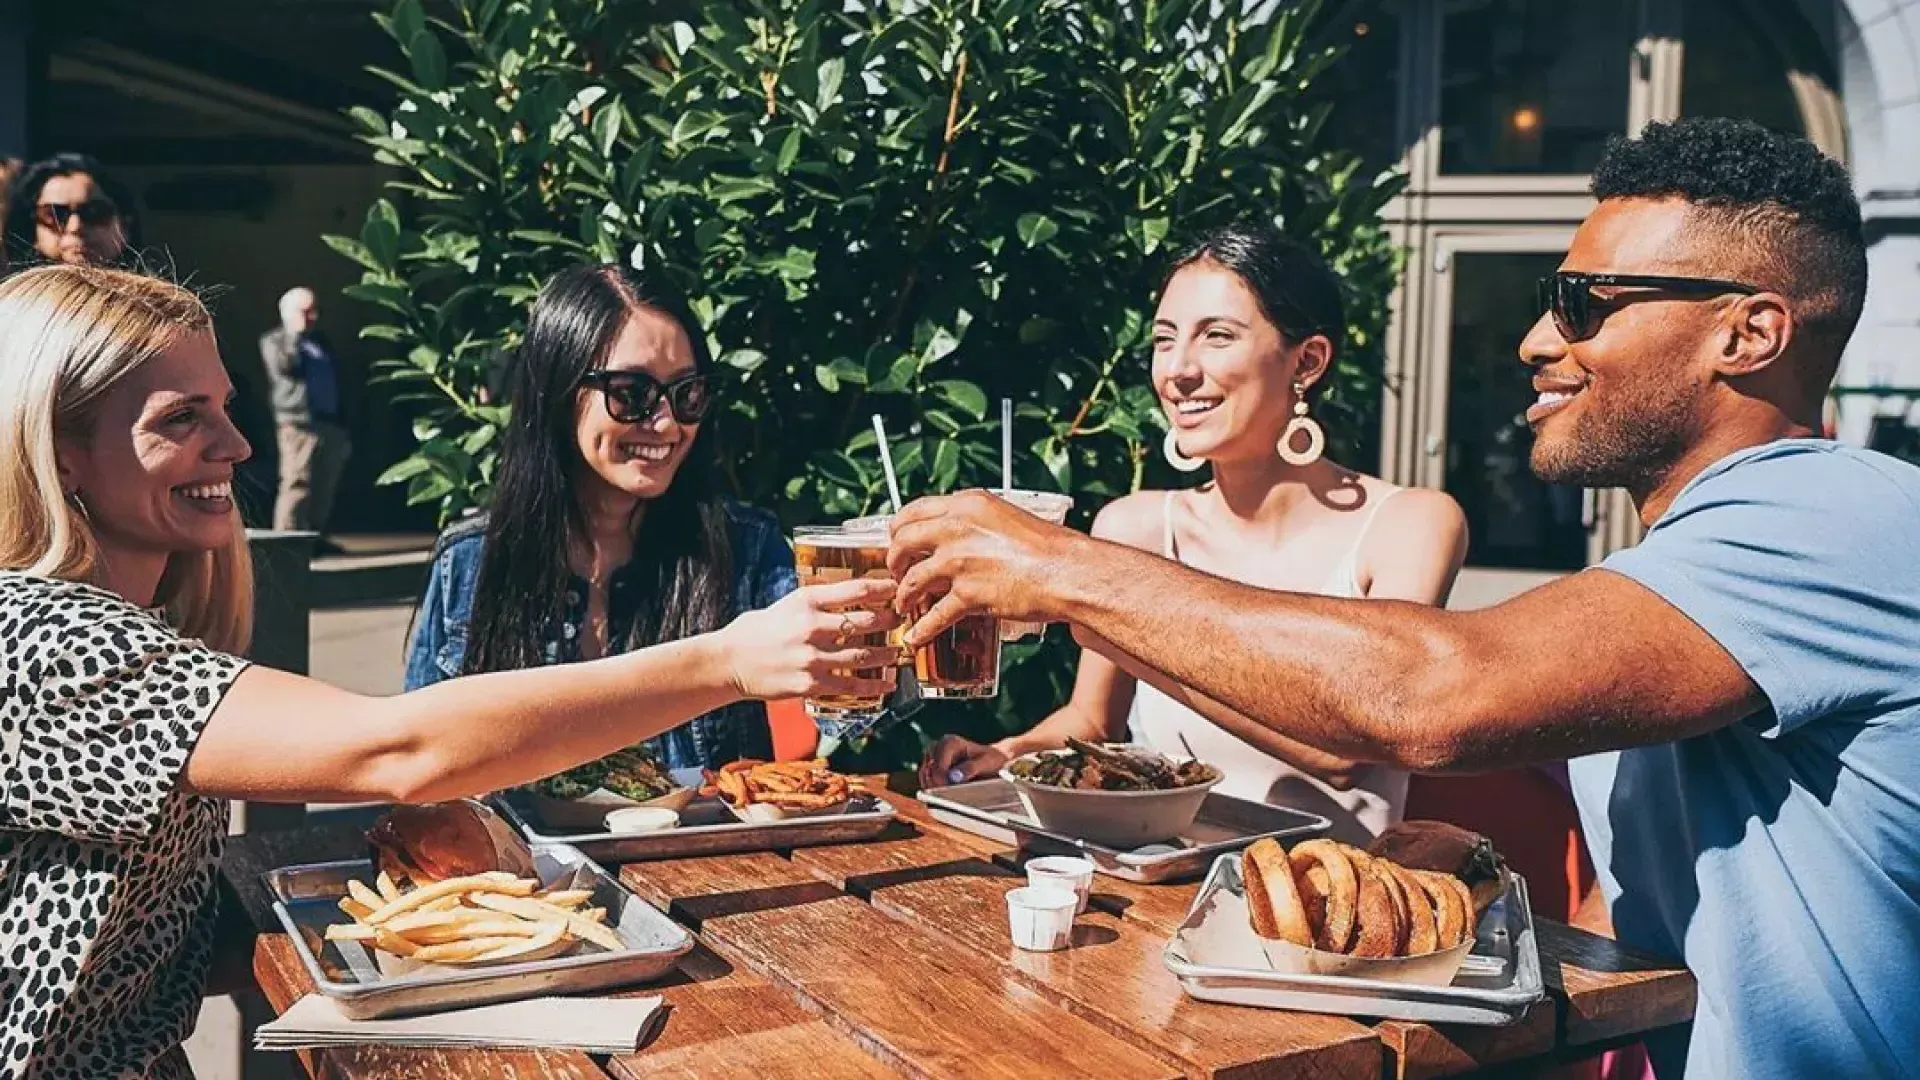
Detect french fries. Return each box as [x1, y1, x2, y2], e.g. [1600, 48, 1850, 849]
[324, 872, 621, 965]
[698, 759, 860, 812]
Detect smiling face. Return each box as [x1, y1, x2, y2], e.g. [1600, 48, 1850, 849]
[572, 306, 702, 505]
[1519, 199, 1734, 490]
[35, 172, 128, 266]
[56, 329, 252, 566]
[1151, 259, 1326, 465]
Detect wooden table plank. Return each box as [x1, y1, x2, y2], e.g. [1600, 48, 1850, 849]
[785, 820, 1000, 895]
[1536, 920, 1695, 1046]
[253, 935, 609, 1080]
[1373, 1008, 1558, 1080]
[699, 894, 1184, 1080]
[619, 851, 841, 924]
[868, 869, 1380, 1079]
[605, 945, 901, 1080]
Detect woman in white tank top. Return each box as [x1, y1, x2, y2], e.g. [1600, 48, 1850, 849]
[922, 221, 1468, 845]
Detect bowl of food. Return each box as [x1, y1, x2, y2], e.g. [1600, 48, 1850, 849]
[1000, 738, 1222, 848]
[523, 747, 697, 830]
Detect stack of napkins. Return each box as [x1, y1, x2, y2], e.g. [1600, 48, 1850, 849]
[254, 994, 666, 1054]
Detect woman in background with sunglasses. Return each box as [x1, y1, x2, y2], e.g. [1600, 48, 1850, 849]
[405, 263, 797, 770]
[3, 152, 139, 269]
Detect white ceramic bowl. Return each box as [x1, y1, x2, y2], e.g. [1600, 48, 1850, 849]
[1000, 748, 1222, 849]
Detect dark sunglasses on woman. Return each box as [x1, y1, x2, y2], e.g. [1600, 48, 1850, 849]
[578, 369, 715, 425]
[1535, 271, 1761, 343]
[33, 199, 120, 231]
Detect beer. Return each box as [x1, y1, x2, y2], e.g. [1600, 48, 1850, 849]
[792, 525, 898, 721]
[913, 609, 1001, 699]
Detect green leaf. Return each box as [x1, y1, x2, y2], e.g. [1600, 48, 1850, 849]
[871, 351, 920, 393]
[360, 199, 402, 269]
[594, 102, 623, 157]
[390, 0, 427, 46]
[721, 348, 768, 373]
[930, 438, 961, 491]
[776, 127, 803, 174]
[816, 57, 845, 115]
[377, 456, 433, 486]
[322, 234, 380, 272]
[1016, 212, 1058, 248]
[930, 379, 987, 421]
[408, 31, 449, 90]
[1039, 437, 1072, 491]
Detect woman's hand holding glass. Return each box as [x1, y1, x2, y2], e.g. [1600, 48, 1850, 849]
[718, 576, 902, 701]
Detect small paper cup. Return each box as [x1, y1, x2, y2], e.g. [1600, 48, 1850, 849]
[603, 807, 681, 834]
[1026, 856, 1096, 914]
[1006, 885, 1078, 952]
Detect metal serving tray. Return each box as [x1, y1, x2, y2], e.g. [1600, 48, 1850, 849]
[492, 789, 897, 863]
[1163, 852, 1545, 1026]
[918, 778, 1330, 883]
[267, 842, 694, 1019]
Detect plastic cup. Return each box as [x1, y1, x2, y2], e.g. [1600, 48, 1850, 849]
[1025, 856, 1096, 914]
[1006, 885, 1078, 952]
[994, 490, 1073, 640]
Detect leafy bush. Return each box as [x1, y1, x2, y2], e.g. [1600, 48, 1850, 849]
[332, 0, 1403, 762]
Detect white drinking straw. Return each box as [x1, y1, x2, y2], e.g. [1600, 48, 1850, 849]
[1001, 397, 1013, 495]
[872, 414, 903, 513]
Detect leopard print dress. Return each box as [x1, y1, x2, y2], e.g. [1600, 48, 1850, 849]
[0, 572, 249, 1079]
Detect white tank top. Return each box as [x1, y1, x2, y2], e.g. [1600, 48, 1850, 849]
[1129, 489, 1410, 845]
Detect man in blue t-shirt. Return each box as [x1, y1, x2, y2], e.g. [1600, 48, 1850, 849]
[889, 117, 1918, 1077]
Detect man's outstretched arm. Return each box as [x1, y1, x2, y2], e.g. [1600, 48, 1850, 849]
[889, 491, 1762, 772]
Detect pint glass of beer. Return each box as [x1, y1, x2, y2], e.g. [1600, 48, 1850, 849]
[996, 490, 1073, 641]
[913, 608, 1002, 699]
[792, 524, 899, 723]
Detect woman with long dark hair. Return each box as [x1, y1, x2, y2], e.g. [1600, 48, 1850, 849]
[406, 263, 796, 768]
[922, 220, 1469, 844]
[3, 152, 140, 269]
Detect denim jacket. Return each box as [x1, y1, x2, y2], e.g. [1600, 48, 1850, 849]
[403, 500, 798, 770]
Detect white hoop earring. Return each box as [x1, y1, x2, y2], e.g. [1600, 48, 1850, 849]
[1278, 381, 1325, 467]
[64, 490, 91, 522]
[1162, 428, 1206, 473]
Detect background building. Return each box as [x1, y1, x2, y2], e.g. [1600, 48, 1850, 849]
[2, 0, 1915, 576]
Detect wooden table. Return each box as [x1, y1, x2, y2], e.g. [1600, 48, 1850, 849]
[226, 788, 1695, 1080]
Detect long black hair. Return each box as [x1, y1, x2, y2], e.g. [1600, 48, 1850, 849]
[1165, 219, 1344, 400]
[3, 153, 143, 268]
[460, 263, 734, 675]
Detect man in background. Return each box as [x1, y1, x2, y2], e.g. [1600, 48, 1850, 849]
[262, 286, 351, 549]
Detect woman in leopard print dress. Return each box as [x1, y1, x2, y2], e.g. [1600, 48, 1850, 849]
[0, 265, 901, 1079]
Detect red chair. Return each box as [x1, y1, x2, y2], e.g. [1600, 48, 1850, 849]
[766, 698, 819, 762]
[1402, 767, 1594, 923]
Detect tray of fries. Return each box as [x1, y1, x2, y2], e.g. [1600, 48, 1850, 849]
[267, 842, 695, 1019]
[492, 759, 897, 863]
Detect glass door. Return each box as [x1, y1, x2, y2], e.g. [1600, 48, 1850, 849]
[1419, 232, 1613, 570]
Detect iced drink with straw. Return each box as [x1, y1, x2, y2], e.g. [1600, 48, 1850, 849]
[994, 489, 1073, 640]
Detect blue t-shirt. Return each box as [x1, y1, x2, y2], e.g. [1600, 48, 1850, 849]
[1574, 439, 1920, 1079]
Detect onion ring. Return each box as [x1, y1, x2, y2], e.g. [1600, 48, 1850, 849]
[1381, 861, 1441, 955]
[1413, 869, 1476, 950]
[1288, 840, 1360, 953]
[1346, 852, 1403, 958]
[1242, 838, 1314, 947]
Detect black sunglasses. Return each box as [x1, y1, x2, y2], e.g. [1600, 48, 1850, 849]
[578, 369, 715, 425]
[33, 199, 119, 231]
[1536, 271, 1761, 343]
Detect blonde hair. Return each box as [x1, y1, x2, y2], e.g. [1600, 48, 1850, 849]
[0, 264, 253, 652]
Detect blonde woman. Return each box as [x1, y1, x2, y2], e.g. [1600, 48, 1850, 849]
[0, 265, 898, 1079]
[922, 222, 1468, 844]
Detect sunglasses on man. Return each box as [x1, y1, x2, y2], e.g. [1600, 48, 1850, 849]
[1535, 271, 1761, 343]
[578, 369, 716, 425]
[33, 199, 120, 231]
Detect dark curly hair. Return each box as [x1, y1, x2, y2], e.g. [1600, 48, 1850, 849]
[1591, 117, 1866, 385]
[1166, 220, 1345, 400]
